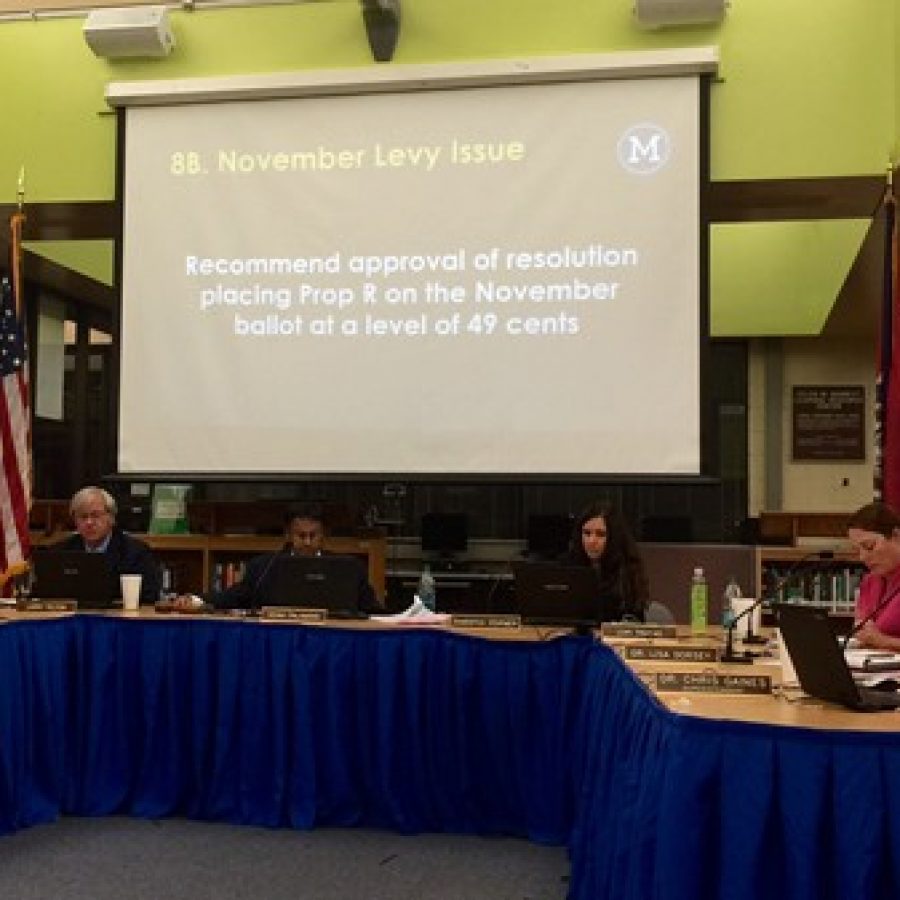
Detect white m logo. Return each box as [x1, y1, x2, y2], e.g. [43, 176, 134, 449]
[617, 124, 671, 175]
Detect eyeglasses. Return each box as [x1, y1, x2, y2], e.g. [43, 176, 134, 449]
[74, 510, 109, 523]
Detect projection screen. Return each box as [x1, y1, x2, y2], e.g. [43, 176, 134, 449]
[114, 53, 712, 477]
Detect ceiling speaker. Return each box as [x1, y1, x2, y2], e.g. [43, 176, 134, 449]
[83, 6, 175, 59]
[634, 0, 726, 28]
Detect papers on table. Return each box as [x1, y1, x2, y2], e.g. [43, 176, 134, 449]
[369, 596, 451, 627]
[844, 649, 900, 672]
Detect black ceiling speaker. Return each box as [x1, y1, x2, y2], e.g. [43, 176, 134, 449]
[361, 0, 401, 63]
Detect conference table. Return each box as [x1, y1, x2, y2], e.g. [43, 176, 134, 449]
[0, 610, 898, 900]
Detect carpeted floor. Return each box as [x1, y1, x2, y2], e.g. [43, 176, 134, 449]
[0, 817, 570, 900]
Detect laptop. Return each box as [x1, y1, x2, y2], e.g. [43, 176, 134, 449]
[268, 554, 365, 618]
[31, 549, 119, 609]
[775, 603, 900, 711]
[512, 561, 609, 628]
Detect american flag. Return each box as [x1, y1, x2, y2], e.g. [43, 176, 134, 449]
[0, 259, 31, 585]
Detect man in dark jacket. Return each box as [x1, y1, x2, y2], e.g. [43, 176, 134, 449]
[54, 485, 161, 603]
[176, 502, 376, 613]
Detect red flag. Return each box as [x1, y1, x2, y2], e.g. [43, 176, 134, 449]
[0, 209, 31, 588]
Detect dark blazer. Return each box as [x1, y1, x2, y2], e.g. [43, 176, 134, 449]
[212, 548, 378, 612]
[54, 528, 161, 603]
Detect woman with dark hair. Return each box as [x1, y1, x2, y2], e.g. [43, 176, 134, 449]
[564, 500, 650, 622]
[847, 501, 900, 649]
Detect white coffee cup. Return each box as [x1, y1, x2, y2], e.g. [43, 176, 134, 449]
[120, 574, 142, 611]
[729, 597, 762, 640]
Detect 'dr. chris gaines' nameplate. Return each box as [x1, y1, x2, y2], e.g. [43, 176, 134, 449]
[655, 672, 772, 694]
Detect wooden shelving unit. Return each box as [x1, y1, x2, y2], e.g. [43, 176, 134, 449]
[30, 499, 387, 600]
[756, 546, 862, 621]
[31, 528, 386, 603]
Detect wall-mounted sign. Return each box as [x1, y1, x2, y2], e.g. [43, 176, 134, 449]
[792, 385, 865, 461]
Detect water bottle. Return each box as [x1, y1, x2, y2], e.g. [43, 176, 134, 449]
[418, 563, 437, 613]
[722, 576, 742, 629]
[690, 566, 708, 632]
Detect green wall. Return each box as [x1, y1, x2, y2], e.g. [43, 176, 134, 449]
[0, 0, 896, 331]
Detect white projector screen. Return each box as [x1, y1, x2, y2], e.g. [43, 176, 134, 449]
[118, 66, 704, 476]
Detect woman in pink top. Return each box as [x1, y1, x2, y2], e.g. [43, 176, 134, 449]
[847, 502, 900, 649]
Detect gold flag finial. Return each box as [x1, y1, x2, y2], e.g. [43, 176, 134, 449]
[16, 166, 24, 211]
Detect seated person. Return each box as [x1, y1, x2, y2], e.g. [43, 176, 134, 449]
[562, 500, 649, 622]
[52, 485, 161, 604]
[178, 503, 377, 612]
[847, 501, 900, 650]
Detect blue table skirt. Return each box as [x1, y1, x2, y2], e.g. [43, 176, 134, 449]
[0, 616, 898, 900]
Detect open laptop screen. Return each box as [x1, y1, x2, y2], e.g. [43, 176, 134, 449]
[774, 603, 900, 711]
[31, 549, 118, 609]
[268, 554, 363, 615]
[512, 561, 610, 627]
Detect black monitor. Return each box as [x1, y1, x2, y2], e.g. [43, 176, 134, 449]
[641, 515, 694, 543]
[526, 514, 573, 559]
[421, 513, 468, 556]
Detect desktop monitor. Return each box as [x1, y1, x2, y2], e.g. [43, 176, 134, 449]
[526, 514, 573, 559]
[421, 513, 469, 557]
[641, 515, 694, 543]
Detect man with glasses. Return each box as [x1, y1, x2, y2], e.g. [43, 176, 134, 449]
[54, 485, 161, 603]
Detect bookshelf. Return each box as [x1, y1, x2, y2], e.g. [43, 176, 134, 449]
[756, 546, 862, 619]
[32, 531, 386, 602]
[150, 534, 386, 601]
[29, 500, 387, 601]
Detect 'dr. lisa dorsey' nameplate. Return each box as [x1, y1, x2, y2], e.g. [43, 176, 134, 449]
[601, 623, 677, 639]
[655, 672, 772, 695]
[620, 644, 719, 663]
[260, 606, 327, 622]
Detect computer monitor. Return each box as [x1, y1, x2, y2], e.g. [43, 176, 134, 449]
[421, 513, 469, 557]
[641, 515, 694, 543]
[526, 514, 573, 559]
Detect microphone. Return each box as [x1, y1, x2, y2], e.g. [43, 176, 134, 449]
[720, 549, 835, 664]
[842, 581, 900, 649]
[247, 540, 291, 610]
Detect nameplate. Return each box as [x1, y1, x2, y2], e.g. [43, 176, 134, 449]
[450, 614, 522, 630]
[620, 644, 719, 663]
[654, 672, 772, 695]
[602, 623, 677, 639]
[17, 599, 78, 612]
[260, 606, 327, 623]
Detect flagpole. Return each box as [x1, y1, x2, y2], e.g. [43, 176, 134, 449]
[877, 162, 897, 503]
[11, 167, 25, 317]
